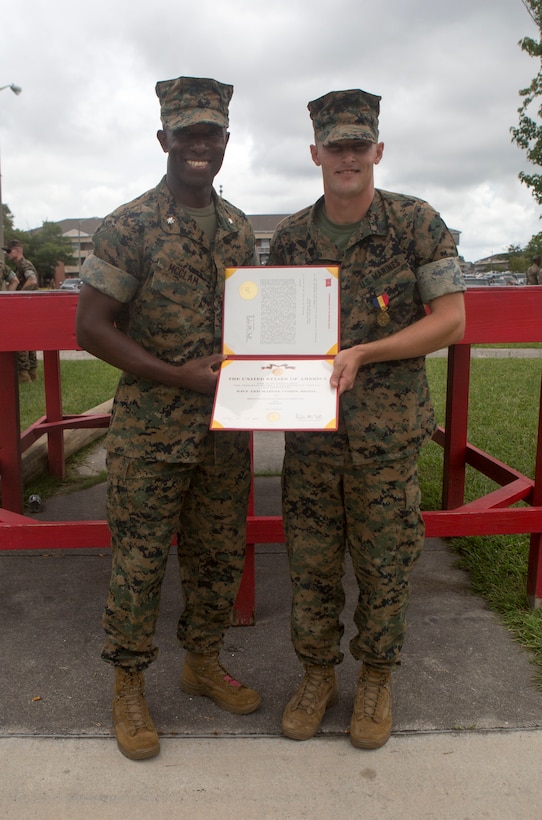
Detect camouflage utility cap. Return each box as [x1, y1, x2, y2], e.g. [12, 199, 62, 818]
[2, 239, 23, 253]
[156, 76, 233, 131]
[308, 89, 381, 145]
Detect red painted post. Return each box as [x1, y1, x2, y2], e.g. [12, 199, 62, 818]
[0, 350, 24, 513]
[527, 378, 542, 609]
[43, 350, 66, 479]
[440, 344, 471, 510]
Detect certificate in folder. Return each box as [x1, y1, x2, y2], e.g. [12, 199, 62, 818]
[210, 265, 340, 431]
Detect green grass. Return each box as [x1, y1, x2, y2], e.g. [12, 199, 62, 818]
[18, 360, 119, 500]
[421, 359, 538, 501]
[19, 359, 119, 431]
[420, 358, 542, 685]
[16, 356, 542, 685]
[474, 343, 542, 349]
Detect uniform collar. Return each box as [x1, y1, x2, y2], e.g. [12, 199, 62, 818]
[308, 191, 388, 250]
[156, 176, 240, 238]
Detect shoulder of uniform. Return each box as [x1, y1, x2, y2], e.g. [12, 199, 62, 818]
[376, 188, 430, 208]
[273, 205, 313, 235]
[21, 257, 38, 273]
[100, 181, 164, 227]
[216, 196, 252, 230]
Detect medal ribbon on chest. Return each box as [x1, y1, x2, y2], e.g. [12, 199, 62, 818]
[372, 293, 390, 326]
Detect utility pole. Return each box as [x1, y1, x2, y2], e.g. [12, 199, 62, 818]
[0, 84, 22, 257]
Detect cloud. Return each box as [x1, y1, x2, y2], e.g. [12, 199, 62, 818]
[1, 0, 540, 260]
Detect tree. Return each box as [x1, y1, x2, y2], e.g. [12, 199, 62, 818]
[24, 221, 75, 286]
[506, 232, 542, 268]
[506, 243, 529, 271]
[511, 1, 542, 205]
[2, 203, 16, 241]
[524, 230, 542, 258]
[2, 209, 76, 287]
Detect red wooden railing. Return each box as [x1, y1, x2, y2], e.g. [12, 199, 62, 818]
[0, 288, 541, 617]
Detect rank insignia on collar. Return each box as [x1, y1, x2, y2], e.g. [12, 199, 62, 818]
[167, 217, 175, 225]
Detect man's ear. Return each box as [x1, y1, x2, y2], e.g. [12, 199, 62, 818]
[310, 144, 321, 167]
[374, 141, 385, 165]
[157, 129, 168, 154]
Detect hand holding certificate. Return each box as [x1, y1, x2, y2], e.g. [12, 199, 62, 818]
[210, 265, 340, 431]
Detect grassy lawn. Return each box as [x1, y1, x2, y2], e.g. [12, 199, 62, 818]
[474, 342, 542, 350]
[18, 359, 120, 432]
[15, 356, 542, 684]
[421, 358, 542, 684]
[17, 359, 119, 498]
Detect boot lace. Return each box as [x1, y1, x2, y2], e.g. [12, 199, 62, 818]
[203, 656, 242, 688]
[355, 669, 388, 719]
[120, 677, 151, 731]
[296, 669, 332, 714]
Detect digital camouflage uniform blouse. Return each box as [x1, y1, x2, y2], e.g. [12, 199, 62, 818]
[268, 189, 465, 465]
[0, 260, 16, 288]
[81, 177, 255, 463]
[13, 256, 38, 289]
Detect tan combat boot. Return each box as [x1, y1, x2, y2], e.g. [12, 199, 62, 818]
[29, 368, 38, 381]
[281, 664, 338, 740]
[112, 667, 160, 760]
[19, 371, 32, 384]
[180, 652, 261, 714]
[349, 664, 392, 749]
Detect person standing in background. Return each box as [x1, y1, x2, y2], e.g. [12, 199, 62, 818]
[526, 255, 542, 285]
[2, 239, 39, 382]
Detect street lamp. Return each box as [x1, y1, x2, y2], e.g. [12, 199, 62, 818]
[0, 84, 22, 96]
[0, 83, 22, 256]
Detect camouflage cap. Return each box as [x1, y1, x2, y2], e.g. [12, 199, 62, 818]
[308, 89, 381, 145]
[155, 76, 233, 131]
[2, 239, 23, 253]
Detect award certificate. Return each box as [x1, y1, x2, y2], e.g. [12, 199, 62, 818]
[211, 265, 340, 431]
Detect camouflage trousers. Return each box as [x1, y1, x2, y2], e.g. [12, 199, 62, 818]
[102, 445, 251, 670]
[18, 350, 37, 372]
[281, 448, 425, 669]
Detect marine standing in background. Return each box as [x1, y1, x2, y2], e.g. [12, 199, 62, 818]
[2, 239, 39, 383]
[268, 88, 465, 749]
[526, 255, 542, 285]
[0, 258, 15, 289]
[77, 76, 260, 761]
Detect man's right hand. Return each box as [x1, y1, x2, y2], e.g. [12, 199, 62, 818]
[175, 353, 225, 394]
[77, 283, 226, 394]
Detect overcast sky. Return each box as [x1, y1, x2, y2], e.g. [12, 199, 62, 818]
[1, 0, 540, 262]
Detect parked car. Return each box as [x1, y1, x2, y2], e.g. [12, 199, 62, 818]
[464, 276, 490, 287]
[489, 274, 523, 287]
[59, 278, 82, 291]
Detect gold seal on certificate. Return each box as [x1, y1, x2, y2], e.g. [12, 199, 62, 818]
[267, 412, 281, 422]
[239, 281, 258, 300]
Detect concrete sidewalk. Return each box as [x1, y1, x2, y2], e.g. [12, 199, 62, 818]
[2, 732, 542, 819]
[2, 433, 542, 818]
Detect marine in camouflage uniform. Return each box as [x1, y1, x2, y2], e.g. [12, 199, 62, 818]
[77, 76, 260, 761]
[2, 240, 39, 382]
[268, 88, 465, 749]
[1, 258, 17, 289]
[526, 256, 542, 285]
